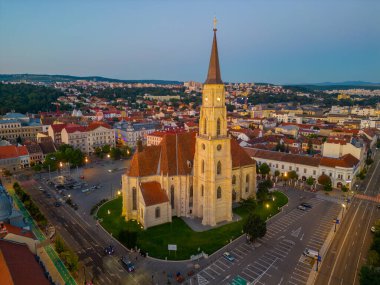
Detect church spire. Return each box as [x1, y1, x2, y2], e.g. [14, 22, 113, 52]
[205, 17, 223, 84]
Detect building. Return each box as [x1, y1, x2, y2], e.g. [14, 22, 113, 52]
[122, 25, 256, 228]
[61, 122, 115, 154]
[47, 123, 66, 145]
[114, 121, 160, 147]
[0, 145, 30, 172]
[0, 113, 43, 143]
[245, 148, 360, 189]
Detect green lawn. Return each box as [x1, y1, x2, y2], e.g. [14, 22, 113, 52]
[98, 191, 288, 260]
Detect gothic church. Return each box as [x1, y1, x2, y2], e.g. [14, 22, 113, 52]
[121, 25, 256, 228]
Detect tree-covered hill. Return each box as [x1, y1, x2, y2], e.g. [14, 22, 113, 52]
[0, 83, 64, 114]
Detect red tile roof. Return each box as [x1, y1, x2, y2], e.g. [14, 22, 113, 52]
[320, 154, 359, 168]
[128, 132, 255, 177]
[0, 240, 50, 285]
[63, 124, 86, 133]
[50, 123, 67, 133]
[2, 223, 35, 239]
[140, 181, 169, 206]
[86, 122, 112, 131]
[0, 146, 29, 159]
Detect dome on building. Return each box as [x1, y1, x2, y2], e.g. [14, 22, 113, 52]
[0, 190, 12, 221]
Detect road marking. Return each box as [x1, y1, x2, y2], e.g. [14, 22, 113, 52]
[278, 277, 284, 285]
[300, 233, 304, 241]
[221, 274, 230, 282]
[327, 200, 367, 285]
[291, 227, 302, 238]
[197, 274, 209, 285]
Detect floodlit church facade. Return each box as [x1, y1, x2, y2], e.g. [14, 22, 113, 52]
[121, 25, 256, 229]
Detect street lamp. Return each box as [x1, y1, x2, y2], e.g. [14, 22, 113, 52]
[266, 203, 270, 209]
[107, 209, 111, 215]
[117, 190, 121, 196]
[107, 154, 110, 158]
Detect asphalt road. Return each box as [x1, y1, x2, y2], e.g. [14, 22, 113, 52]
[315, 151, 380, 285]
[189, 189, 342, 285]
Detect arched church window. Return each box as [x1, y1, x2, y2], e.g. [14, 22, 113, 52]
[232, 175, 236, 185]
[217, 118, 221, 136]
[132, 187, 137, 210]
[201, 160, 205, 174]
[217, 186, 222, 199]
[246, 174, 250, 183]
[155, 207, 160, 218]
[189, 186, 193, 197]
[201, 185, 204, 197]
[217, 161, 222, 175]
[203, 119, 207, 135]
[170, 185, 175, 209]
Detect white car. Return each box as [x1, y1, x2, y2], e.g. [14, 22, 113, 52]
[298, 205, 307, 211]
[371, 226, 377, 233]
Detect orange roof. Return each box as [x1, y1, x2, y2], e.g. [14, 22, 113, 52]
[0, 240, 50, 285]
[0, 146, 29, 159]
[50, 123, 66, 133]
[320, 154, 359, 168]
[140, 181, 169, 206]
[63, 124, 86, 133]
[86, 121, 112, 131]
[128, 132, 255, 177]
[2, 223, 35, 239]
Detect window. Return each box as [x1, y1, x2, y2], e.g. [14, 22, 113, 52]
[155, 207, 160, 218]
[348, 175, 350, 180]
[217, 118, 221, 136]
[217, 161, 222, 175]
[132, 187, 137, 210]
[313, 170, 316, 175]
[232, 175, 236, 185]
[201, 160, 205, 174]
[189, 186, 193, 197]
[276, 164, 278, 168]
[201, 185, 204, 197]
[170, 186, 175, 209]
[289, 166, 292, 171]
[246, 174, 250, 183]
[141, 209, 143, 218]
[217, 187, 222, 199]
[282, 165, 284, 170]
[203, 119, 207, 135]
[246, 186, 249, 193]
[304, 169, 307, 174]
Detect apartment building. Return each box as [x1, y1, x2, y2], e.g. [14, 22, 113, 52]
[0, 113, 43, 143]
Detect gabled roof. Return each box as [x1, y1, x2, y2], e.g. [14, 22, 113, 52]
[86, 122, 112, 131]
[50, 123, 66, 133]
[320, 154, 359, 168]
[0, 146, 29, 159]
[128, 132, 255, 177]
[140, 181, 169, 206]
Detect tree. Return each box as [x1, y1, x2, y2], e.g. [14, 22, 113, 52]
[120, 145, 132, 158]
[243, 213, 267, 243]
[318, 174, 332, 186]
[288, 170, 298, 180]
[259, 163, 270, 175]
[341, 185, 348, 192]
[2, 169, 11, 177]
[367, 250, 380, 267]
[256, 187, 269, 201]
[274, 170, 280, 177]
[360, 265, 380, 284]
[110, 147, 122, 160]
[306, 176, 315, 186]
[55, 235, 66, 254]
[102, 144, 111, 154]
[366, 158, 374, 166]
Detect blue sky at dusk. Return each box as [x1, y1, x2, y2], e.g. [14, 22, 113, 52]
[0, 0, 379, 84]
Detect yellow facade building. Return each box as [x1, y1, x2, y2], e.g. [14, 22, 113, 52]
[121, 25, 256, 229]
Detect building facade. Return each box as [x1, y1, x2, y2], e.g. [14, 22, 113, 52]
[121, 26, 256, 229]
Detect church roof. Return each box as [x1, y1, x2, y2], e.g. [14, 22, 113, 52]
[139, 181, 169, 206]
[128, 132, 255, 177]
[205, 28, 223, 84]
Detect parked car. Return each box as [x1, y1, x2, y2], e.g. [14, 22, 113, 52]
[371, 226, 379, 233]
[298, 205, 307, 211]
[54, 201, 62, 207]
[121, 256, 135, 272]
[223, 252, 235, 262]
[303, 248, 319, 259]
[300, 202, 312, 208]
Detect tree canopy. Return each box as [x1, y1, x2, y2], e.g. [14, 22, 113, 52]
[243, 213, 267, 243]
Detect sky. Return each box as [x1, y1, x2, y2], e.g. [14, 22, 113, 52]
[0, 0, 379, 84]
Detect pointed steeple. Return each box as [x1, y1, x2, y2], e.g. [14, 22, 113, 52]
[205, 18, 223, 84]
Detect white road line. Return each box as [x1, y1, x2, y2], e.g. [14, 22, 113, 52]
[200, 270, 215, 279]
[211, 263, 225, 272]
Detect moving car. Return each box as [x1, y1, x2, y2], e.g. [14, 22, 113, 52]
[54, 201, 62, 207]
[371, 226, 378, 233]
[121, 256, 135, 272]
[104, 245, 115, 255]
[223, 252, 235, 262]
[300, 202, 312, 208]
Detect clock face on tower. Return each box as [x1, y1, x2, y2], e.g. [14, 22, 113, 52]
[217, 144, 222, 151]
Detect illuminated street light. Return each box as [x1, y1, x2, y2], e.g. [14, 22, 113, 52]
[107, 154, 111, 158]
[107, 209, 111, 215]
[117, 191, 121, 196]
[85, 157, 88, 163]
[68, 194, 71, 198]
[60, 162, 63, 168]
[266, 203, 270, 209]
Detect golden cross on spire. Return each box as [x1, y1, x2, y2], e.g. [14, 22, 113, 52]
[213, 16, 217, 30]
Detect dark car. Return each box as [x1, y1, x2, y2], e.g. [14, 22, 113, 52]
[54, 201, 62, 207]
[104, 245, 115, 255]
[121, 256, 135, 272]
[301, 202, 312, 208]
[46, 193, 52, 198]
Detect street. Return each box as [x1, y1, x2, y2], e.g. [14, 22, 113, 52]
[314, 151, 380, 285]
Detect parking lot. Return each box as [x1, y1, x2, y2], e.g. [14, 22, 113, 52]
[191, 193, 340, 285]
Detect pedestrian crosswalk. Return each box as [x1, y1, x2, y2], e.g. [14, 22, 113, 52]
[197, 274, 209, 285]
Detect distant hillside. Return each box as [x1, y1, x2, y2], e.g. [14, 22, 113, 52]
[0, 74, 183, 85]
[290, 81, 380, 91]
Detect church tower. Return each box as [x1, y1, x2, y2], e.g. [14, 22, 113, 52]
[193, 19, 233, 226]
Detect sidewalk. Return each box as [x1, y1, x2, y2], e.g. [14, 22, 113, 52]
[4, 179, 77, 285]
